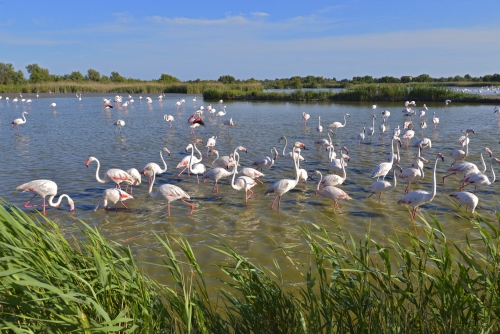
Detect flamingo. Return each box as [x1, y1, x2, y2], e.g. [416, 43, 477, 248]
[177, 141, 202, 178]
[366, 165, 402, 201]
[193, 97, 197, 102]
[11, 112, 28, 133]
[449, 192, 479, 213]
[230, 151, 257, 203]
[223, 118, 234, 134]
[367, 114, 376, 142]
[85, 157, 133, 188]
[279, 136, 306, 161]
[371, 137, 401, 180]
[312, 154, 348, 187]
[253, 147, 279, 172]
[239, 166, 265, 185]
[381, 110, 390, 123]
[357, 127, 366, 145]
[494, 107, 500, 114]
[164, 115, 175, 128]
[445, 99, 451, 106]
[211, 149, 236, 169]
[419, 104, 427, 118]
[313, 170, 352, 208]
[327, 146, 349, 174]
[302, 112, 310, 126]
[388, 138, 401, 164]
[264, 148, 301, 210]
[50, 102, 56, 108]
[460, 156, 497, 193]
[399, 154, 426, 194]
[433, 112, 440, 130]
[402, 129, 415, 148]
[188, 121, 203, 135]
[317, 116, 323, 139]
[186, 143, 207, 183]
[94, 188, 133, 211]
[123, 168, 141, 195]
[379, 122, 386, 138]
[216, 107, 226, 119]
[442, 151, 488, 185]
[145, 165, 193, 217]
[219, 99, 223, 104]
[16, 180, 75, 216]
[114, 120, 125, 134]
[413, 138, 432, 157]
[328, 113, 350, 135]
[371, 105, 377, 113]
[140, 147, 171, 186]
[206, 136, 217, 157]
[450, 130, 471, 165]
[203, 165, 234, 196]
[393, 125, 401, 137]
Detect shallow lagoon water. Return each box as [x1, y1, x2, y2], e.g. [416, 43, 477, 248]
[1, 93, 499, 287]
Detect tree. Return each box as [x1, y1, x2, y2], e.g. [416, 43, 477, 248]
[26, 64, 51, 83]
[289, 76, 302, 89]
[100, 75, 110, 83]
[110, 71, 125, 82]
[0, 63, 25, 84]
[218, 75, 236, 84]
[400, 76, 412, 83]
[464, 74, 472, 81]
[87, 68, 101, 82]
[413, 74, 433, 82]
[69, 71, 84, 82]
[158, 73, 180, 83]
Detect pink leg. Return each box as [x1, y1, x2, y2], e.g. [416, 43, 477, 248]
[24, 194, 38, 208]
[121, 201, 128, 209]
[277, 196, 282, 210]
[270, 195, 279, 209]
[42, 197, 46, 216]
[181, 200, 194, 214]
[256, 179, 263, 185]
[167, 202, 171, 217]
[367, 193, 374, 198]
[178, 166, 188, 178]
[378, 193, 382, 202]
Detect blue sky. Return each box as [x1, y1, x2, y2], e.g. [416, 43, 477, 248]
[1, 0, 499, 81]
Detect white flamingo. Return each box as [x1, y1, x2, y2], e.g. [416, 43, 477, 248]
[367, 114, 376, 142]
[381, 110, 390, 123]
[16, 180, 75, 216]
[85, 157, 133, 188]
[140, 147, 171, 186]
[231, 151, 257, 203]
[11, 111, 28, 133]
[123, 168, 141, 195]
[366, 165, 402, 201]
[371, 137, 400, 180]
[211, 149, 236, 169]
[164, 115, 175, 128]
[94, 188, 133, 211]
[186, 143, 207, 183]
[397, 153, 445, 220]
[357, 127, 366, 145]
[328, 113, 350, 135]
[279, 136, 306, 161]
[433, 112, 439, 130]
[114, 120, 125, 134]
[317, 116, 323, 139]
[449, 192, 479, 213]
[302, 112, 310, 126]
[206, 136, 217, 157]
[145, 165, 194, 217]
[177, 141, 202, 178]
[253, 147, 278, 172]
[460, 156, 497, 193]
[264, 148, 301, 210]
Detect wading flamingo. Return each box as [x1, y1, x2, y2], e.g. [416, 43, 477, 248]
[366, 165, 402, 201]
[164, 115, 175, 128]
[329, 113, 350, 135]
[264, 148, 301, 210]
[253, 147, 279, 172]
[85, 157, 133, 188]
[313, 170, 352, 208]
[177, 141, 202, 178]
[11, 112, 28, 133]
[16, 180, 75, 216]
[449, 192, 479, 213]
[123, 168, 141, 194]
[94, 188, 133, 211]
[302, 112, 310, 126]
[140, 147, 171, 186]
[231, 151, 257, 203]
[371, 137, 401, 180]
[114, 120, 125, 134]
[317, 117, 323, 139]
[279, 136, 306, 161]
[186, 143, 207, 183]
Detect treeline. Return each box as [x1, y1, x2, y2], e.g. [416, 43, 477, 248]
[0, 63, 181, 85]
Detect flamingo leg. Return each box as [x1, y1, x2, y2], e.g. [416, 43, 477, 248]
[277, 196, 282, 210]
[442, 173, 454, 184]
[167, 202, 171, 217]
[121, 201, 128, 209]
[367, 193, 374, 198]
[42, 197, 46, 216]
[196, 174, 200, 184]
[23, 194, 38, 208]
[270, 195, 279, 209]
[181, 200, 194, 214]
[378, 193, 382, 202]
[256, 178, 263, 185]
[178, 166, 188, 178]
[247, 189, 254, 201]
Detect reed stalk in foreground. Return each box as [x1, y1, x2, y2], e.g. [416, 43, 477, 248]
[0, 200, 499, 333]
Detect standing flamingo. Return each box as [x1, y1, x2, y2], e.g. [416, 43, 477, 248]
[231, 151, 257, 203]
[366, 166, 402, 201]
[210, 149, 236, 169]
[357, 127, 366, 145]
[50, 103, 56, 109]
[140, 147, 171, 186]
[449, 192, 479, 213]
[371, 137, 401, 180]
[16, 180, 75, 216]
[317, 116, 323, 139]
[381, 110, 390, 123]
[279, 136, 306, 161]
[313, 170, 352, 208]
[397, 153, 445, 220]
[433, 112, 439, 130]
[206, 136, 217, 157]
[177, 141, 202, 178]
[11, 112, 28, 133]
[145, 165, 194, 217]
[367, 115, 376, 143]
[302, 112, 310, 126]
[223, 118, 234, 135]
[460, 156, 497, 192]
[264, 148, 301, 210]
[164, 115, 175, 128]
[186, 143, 207, 183]
[253, 147, 279, 172]
[114, 120, 125, 134]
[85, 157, 133, 188]
[123, 168, 141, 195]
[329, 113, 350, 135]
[94, 188, 133, 211]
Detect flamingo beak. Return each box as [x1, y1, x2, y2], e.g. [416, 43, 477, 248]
[342, 146, 349, 154]
[165, 148, 171, 156]
[487, 149, 492, 157]
[69, 203, 75, 211]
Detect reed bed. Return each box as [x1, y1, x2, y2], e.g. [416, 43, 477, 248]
[1, 201, 499, 333]
[203, 84, 479, 102]
[0, 82, 263, 95]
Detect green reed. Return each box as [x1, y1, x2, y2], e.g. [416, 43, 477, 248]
[1, 201, 499, 333]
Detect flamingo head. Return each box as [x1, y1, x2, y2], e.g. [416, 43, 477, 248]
[185, 144, 193, 152]
[342, 146, 349, 154]
[68, 198, 75, 212]
[278, 136, 286, 142]
[187, 115, 195, 123]
[85, 157, 96, 167]
[209, 149, 217, 154]
[163, 147, 171, 156]
[437, 153, 445, 162]
[342, 153, 350, 162]
[238, 146, 247, 153]
[485, 147, 492, 157]
[294, 142, 306, 149]
[346, 113, 350, 117]
[140, 165, 154, 175]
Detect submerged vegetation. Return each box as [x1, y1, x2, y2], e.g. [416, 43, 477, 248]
[1, 201, 500, 333]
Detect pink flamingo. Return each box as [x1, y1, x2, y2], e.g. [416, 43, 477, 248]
[145, 165, 194, 217]
[140, 147, 171, 186]
[85, 157, 133, 188]
[231, 151, 257, 203]
[94, 188, 133, 211]
[264, 148, 301, 210]
[313, 170, 352, 208]
[16, 180, 75, 216]
[123, 168, 141, 194]
[177, 140, 202, 178]
[253, 147, 279, 172]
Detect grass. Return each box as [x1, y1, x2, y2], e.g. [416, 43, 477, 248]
[1, 201, 499, 333]
[203, 84, 484, 102]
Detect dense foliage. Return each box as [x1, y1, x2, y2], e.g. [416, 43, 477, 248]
[1, 201, 499, 333]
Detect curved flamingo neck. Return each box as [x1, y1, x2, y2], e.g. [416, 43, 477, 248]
[480, 153, 486, 173]
[340, 157, 347, 180]
[430, 157, 440, 200]
[93, 159, 105, 183]
[342, 114, 348, 126]
[48, 194, 71, 207]
[281, 136, 288, 156]
[490, 158, 496, 183]
[315, 171, 323, 193]
[231, 152, 240, 189]
[148, 172, 158, 197]
[188, 146, 195, 173]
[292, 150, 300, 186]
[159, 150, 168, 173]
[194, 143, 202, 161]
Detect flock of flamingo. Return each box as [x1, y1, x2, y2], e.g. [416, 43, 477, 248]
[5, 92, 500, 220]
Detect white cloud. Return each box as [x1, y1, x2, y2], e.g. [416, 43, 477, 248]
[251, 12, 269, 17]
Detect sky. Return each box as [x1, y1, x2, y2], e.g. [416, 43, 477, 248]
[1, 0, 500, 81]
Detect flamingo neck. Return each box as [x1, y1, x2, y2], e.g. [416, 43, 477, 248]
[340, 157, 346, 180]
[188, 147, 195, 172]
[430, 157, 439, 200]
[148, 172, 158, 198]
[315, 171, 322, 193]
[281, 137, 288, 156]
[159, 150, 168, 173]
[391, 168, 397, 189]
[293, 151, 300, 186]
[343, 115, 347, 126]
[480, 153, 486, 173]
[194, 143, 202, 161]
[231, 152, 240, 189]
[490, 158, 496, 183]
[94, 159, 105, 183]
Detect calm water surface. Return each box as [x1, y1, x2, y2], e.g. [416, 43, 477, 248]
[1, 93, 499, 288]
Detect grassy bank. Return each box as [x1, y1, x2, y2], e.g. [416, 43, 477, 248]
[0, 82, 263, 95]
[204, 84, 485, 102]
[1, 202, 499, 333]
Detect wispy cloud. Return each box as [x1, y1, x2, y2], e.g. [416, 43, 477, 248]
[149, 15, 249, 26]
[251, 11, 269, 17]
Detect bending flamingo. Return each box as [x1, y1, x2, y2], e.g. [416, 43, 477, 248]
[94, 188, 133, 211]
[313, 170, 352, 208]
[16, 180, 75, 216]
[140, 147, 171, 186]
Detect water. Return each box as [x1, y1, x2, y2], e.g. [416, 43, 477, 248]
[1, 93, 499, 287]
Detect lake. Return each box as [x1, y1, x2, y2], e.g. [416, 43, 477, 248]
[1, 93, 499, 287]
